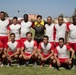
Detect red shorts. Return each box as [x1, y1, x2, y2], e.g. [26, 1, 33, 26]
[58, 58, 68, 64]
[8, 52, 14, 55]
[24, 52, 31, 56]
[41, 53, 50, 58]
[0, 36, 8, 48]
[68, 42, 76, 51]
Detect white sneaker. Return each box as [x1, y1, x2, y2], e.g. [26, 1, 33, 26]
[7, 64, 10, 67]
[17, 64, 20, 67]
[1, 64, 4, 67]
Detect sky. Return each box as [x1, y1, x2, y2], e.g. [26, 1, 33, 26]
[0, 0, 76, 18]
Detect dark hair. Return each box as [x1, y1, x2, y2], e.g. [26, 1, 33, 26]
[37, 15, 42, 19]
[0, 11, 5, 16]
[26, 32, 32, 36]
[59, 38, 64, 42]
[47, 16, 52, 19]
[43, 35, 49, 40]
[13, 16, 18, 20]
[23, 14, 28, 18]
[58, 15, 63, 19]
[72, 15, 76, 20]
[10, 33, 15, 37]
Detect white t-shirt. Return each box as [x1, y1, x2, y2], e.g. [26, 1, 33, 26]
[68, 24, 76, 43]
[55, 45, 71, 58]
[8, 24, 21, 40]
[38, 42, 54, 55]
[22, 40, 37, 54]
[6, 41, 20, 52]
[0, 19, 9, 36]
[45, 24, 54, 42]
[54, 23, 66, 42]
[21, 21, 32, 38]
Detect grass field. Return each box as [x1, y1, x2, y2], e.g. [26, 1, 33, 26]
[0, 65, 76, 75]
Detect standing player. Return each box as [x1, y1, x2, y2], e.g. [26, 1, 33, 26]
[21, 32, 37, 66]
[33, 15, 45, 46]
[54, 38, 74, 69]
[45, 16, 55, 45]
[8, 17, 21, 42]
[67, 15, 76, 58]
[4, 33, 20, 66]
[0, 11, 9, 47]
[38, 36, 54, 67]
[21, 14, 32, 44]
[54, 16, 68, 47]
[0, 41, 4, 67]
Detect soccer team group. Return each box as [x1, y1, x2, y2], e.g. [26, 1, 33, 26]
[0, 11, 76, 69]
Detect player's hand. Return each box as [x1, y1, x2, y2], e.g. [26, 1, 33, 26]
[41, 57, 45, 61]
[27, 55, 31, 59]
[44, 58, 47, 61]
[69, 58, 72, 61]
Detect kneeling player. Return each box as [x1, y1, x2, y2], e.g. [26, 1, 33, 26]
[54, 38, 74, 69]
[38, 36, 54, 67]
[20, 32, 37, 66]
[4, 33, 20, 66]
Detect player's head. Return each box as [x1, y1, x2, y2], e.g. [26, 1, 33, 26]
[58, 16, 63, 25]
[37, 15, 42, 23]
[10, 33, 15, 42]
[59, 38, 64, 47]
[13, 16, 18, 25]
[43, 36, 49, 44]
[72, 15, 76, 25]
[47, 16, 52, 25]
[0, 11, 5, 20]
[23, 14, 28, 22]
[26, 32, 32, 41]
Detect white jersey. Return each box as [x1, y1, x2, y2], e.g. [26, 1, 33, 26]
[54, 23, 66, 42]
[6, 41, 20, 52]
[45, 24, 54, 42]
[55, 45, 71, 58]
[22, 40, 37, 54]
[68, 24, 76, 43]
[21, 21, 32, 38]
[38, 42, 53, 55]
[0, 19, 9, 36]
[8, 24, 21, 40]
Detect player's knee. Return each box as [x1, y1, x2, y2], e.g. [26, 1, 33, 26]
[50, 56, 54, 60]
[53, 59, 56, 64]
[68, 60, 72, 65]
[19, 54, 22, 58]
[2, 55, 6, 58]
[34, 53, 38, 57]
[15, 55, 18, 58]
[38, 56, 41, 59]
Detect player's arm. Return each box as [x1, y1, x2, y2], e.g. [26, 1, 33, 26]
[69, 48, 75, 60]
[10, 48, 20, 57]
[53, 25, 56, 43]
[38, 49, 44, 59]
[54, 49, 59, 61]
[4, 48, 8, 56]
[30, 46, 37, 57]
[38, 43, 44, 59]
[30, 41, 37, 57]
[65, 23, 70, 44]
[46, 50, 54, 60]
